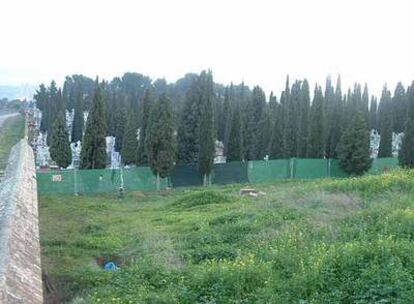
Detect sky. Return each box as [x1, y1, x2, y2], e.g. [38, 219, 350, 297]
[1, 0, 414, 98]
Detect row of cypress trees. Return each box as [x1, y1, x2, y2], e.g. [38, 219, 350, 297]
[35, 71, 414, 180]
[73, 79, 178, 190]
[40, 74, 215, 188]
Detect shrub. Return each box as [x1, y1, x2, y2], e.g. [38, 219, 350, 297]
[172, 190, 233, 209]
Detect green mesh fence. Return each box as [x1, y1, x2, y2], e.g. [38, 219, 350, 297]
[170, 164, 203, 188]
[295, 158, 329, 179]
[76, 169, 118, 193]
[368, 157, 399, 174]
[248, 159, 290, 183]
[329, 159, 349, 178]
[212, 161, 248, 185]
[36, 170, 75, 194]
[328, 158, 398, 177]
[123, 167, 168, 191]
[37, 157, 400, 194]
[37, 166, 167, 194]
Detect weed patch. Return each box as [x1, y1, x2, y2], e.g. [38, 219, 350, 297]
[39, 170, 414, 303]
[171, 190, 233, 209]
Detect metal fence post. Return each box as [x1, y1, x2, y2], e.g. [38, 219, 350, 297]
[74, 168, 78, 196]
[328, 158, 331, 177]
[290, 158, 295, 179]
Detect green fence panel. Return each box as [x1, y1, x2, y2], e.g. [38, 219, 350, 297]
[212, 161, 248, 185]
[36, 170, 75, 194]
[248, 159, 290, 183]
[329, 159, 349, 178]
[171, 164, 203, 187]
[37, 167, 167, 194]
[123, 166, 167, 191]
[295, 158, 328, 179]
[368, 157, 399, 174]
[36, 158, 400, 195]
[76, 169, 118, 193]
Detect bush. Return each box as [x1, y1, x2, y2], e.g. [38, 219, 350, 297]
[172, 190, 233, 209]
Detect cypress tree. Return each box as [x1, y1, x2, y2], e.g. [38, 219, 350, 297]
[137, 89, 153, 165]
[378, 85, 393, 157]
[146, 94, 176, 190]
[239, 82, 249, 159]
[49, 112, 72, 168]
[282, 77, 297, 157]
[408, 81, 414, 120]
[222, 84, 234, 154]
[268, 91, 277, 113]
[289, 80, 301, 157]
[361, 84, 370, 122]
[353, 83, 363, 113]
[105, 90, 116, 137]
[257, 103, 272, 160]
[213, 86, 223, 142]
[35, 83, 48, 112]
[398, 118, 414, 168]
[243, 93, 255, 160]
[62, 76, 74, 110]
[80, 79, 107, 169]
[218, 87, 230, 142]
[268, 91, 278, 137]
[308, 85, 325, 158]
[244, 86, 266, 160]
[297, 79, 310, 157]
[99, 81, 111, 130]
[112, 94, 127, 152]
[48, 80, 59, 112]
[198, 71, 215, 185]
[343, 84, 363, 128]
[177, 77, 201, 163]
[324, 77, 335, 158]
[121, 110, 139, 165]
[35, 84, 49, 132]
[343, 88, 353, 129]
[369, 96, 378, 130]
[71, 88, 84, 143]
[337, 112, 372, 175]
[46, 81, 60, 146]
[269, 100, 284, 159]
[329, 75, 344, 158]
[393, 82, 407, 133]
[107, 78, 123, 136]
[226, 99, 243, 162]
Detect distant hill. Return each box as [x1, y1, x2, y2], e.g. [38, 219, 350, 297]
[0, 84, 36, 100]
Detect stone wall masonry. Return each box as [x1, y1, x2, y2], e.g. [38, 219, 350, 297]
[0, 138, 43, 303]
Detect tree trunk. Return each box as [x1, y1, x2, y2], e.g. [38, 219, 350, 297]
[156, 172, 160, 191]
[203, 173, 208, 187]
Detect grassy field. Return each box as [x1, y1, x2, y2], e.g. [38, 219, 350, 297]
[39, 170, 414, 304]
[0, 113, 24, 171]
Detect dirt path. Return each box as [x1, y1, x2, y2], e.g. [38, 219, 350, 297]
[0, 113, 19, 128]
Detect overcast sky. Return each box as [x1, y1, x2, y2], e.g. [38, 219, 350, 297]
[1, 0, 414, 98]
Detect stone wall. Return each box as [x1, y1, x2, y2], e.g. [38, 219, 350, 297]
[0, 138, 43, 303]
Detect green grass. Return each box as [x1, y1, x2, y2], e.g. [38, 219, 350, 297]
[0, 114, 24, 171]
[39, 169, 414, 303]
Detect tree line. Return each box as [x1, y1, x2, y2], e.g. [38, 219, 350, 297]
[34, 71, 414, 184]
